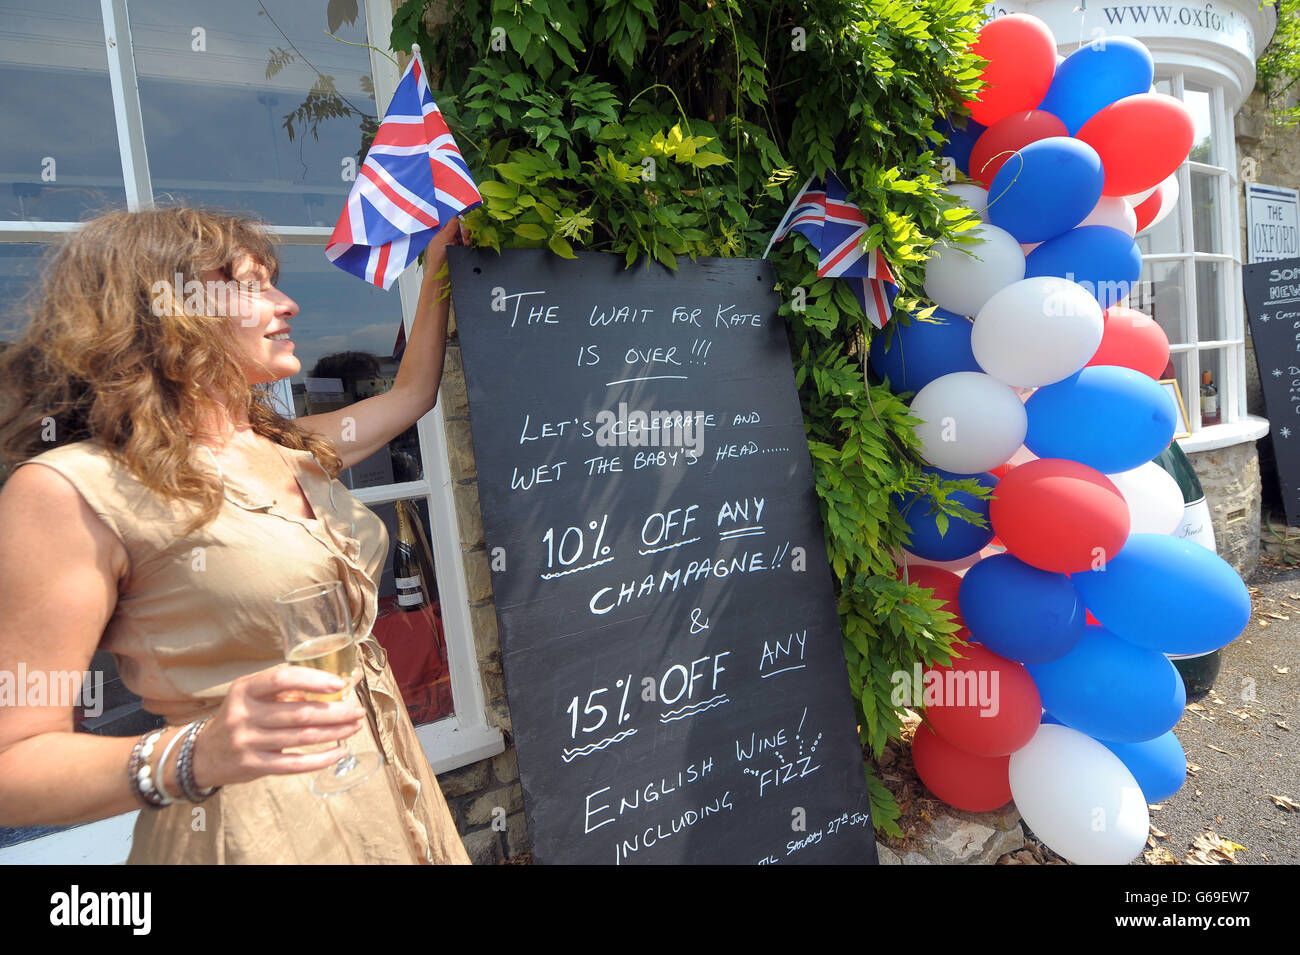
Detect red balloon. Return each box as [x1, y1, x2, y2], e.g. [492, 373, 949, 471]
[963, 14, 1058, 128]
[1076, 93, 1195, 197]
[913, 722, 1012, 812]
[896, 564, 964, 627]
[1132, 188, 1162, 232]
[923, 642, 1042, 757]
[990, 458, 1130, 573]
[1086, 306, 1170, 378]
[968, 110, 1068, 188]
[1086, 609, 1100, 625]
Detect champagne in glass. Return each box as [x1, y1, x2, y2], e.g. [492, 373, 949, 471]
[285, 632, 358, 702]
[275, 581, 382, 796]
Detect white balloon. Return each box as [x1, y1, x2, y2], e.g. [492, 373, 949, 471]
[910, 371, 1028, 474]
[1009, 723, 1150, 865]
[1006, 444, 1038, 466]
[971, 277, 1105, 388]
[897, 545, 1002, 577]
[924, 224, 1026, 318]
[1140, 174, 1180, 234]
[946, 184, 990, 221]
[1079, 196, 1137, 237]
[1125, 184, 1159, 204]
[1107, 461, 1183, 534]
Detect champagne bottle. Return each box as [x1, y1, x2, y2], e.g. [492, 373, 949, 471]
[1200, 370, 1220, 426]
[394, 501, 429, 612]
[1153, 441, 1222, 699]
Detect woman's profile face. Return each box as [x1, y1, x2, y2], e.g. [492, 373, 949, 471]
[210, 256, 301, 384]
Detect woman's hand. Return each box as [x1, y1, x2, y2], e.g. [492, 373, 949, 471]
[189, 665, 367, 790]
[423, 217, 470, 271]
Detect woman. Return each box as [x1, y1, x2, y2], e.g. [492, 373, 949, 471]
[0, 207, 471, 864]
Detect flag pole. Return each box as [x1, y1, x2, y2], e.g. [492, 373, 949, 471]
[761, 174, 816, 260]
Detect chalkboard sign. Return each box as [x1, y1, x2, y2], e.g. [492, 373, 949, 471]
[1244, 257, 1300, 526]
[447, 247, 876, 865]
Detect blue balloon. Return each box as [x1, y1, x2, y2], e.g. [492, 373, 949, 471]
[1036, 37, 1155, 135]
[937, 117, 985, 177]
[868, 308, 980, 395]
[893, 467, 995, 561]
[987, 137, 1104, 244]
[1025, 366, 1176, 473]
[1024, 225, 1143, 308]
[1041, 713, 1186, 802]
[958, 554, 1086, 663]
[1071, 533, 1252, 655]
[1027, 625, 1186, 743]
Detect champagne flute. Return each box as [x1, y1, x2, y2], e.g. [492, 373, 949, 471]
[275, 580, 382, 797]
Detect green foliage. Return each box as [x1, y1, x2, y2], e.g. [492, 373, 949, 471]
[1258, 0, 1300, 127]
[394, 0, 989, 832]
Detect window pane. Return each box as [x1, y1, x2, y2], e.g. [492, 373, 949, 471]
[0, 242, 48, 340]
[1133, 259, 1187, 346]
[1185, 87, 1215, 166]
[0, 1, 126, 221]
[369, 498, 455, 726]
[1165, 350, 1192, 434]
[1197, 348, 1227, 426]
[1195, 260, 1226, 342]
[1190, 170, 1223, 254]
[130, 0, 376, 226]
[271, 245, 423, 489]
[1136, 189, 1183, 255]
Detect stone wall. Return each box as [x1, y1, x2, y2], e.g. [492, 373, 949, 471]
[431, 326, 532, 864]
[1186, 442, 1261, 576]
[1236, 87, 1300, 421]
[1235, 88, 1300, 544]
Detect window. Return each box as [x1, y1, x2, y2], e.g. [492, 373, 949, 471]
[1134, 74, 1245, 438]
[0, 0, 499, 859]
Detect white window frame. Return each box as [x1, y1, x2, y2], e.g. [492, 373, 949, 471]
[0, 0, 499, 863]
[1147, 69, 1267, 452]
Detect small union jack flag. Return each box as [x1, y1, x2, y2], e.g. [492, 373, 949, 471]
[326, 52, 482, 289]
[764, 170, 898, 328]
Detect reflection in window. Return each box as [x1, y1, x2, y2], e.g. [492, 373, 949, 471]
[270, 245, 423, 488]
[1196, 260, 1225, 343]
[1191, 170, 1221, 254]
[370, 498, 454, 726]
[0, 242, 47, 340]
[130, 0, 376, 226]
[1185, 87, 1215, 165]
[0, 0, 126, 221]
[1135, 259, 1186, 347]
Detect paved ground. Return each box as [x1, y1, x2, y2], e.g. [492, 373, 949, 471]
[1137, 556, 1299, 865]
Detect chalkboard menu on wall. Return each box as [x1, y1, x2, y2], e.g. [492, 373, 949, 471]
[448, 247, 876, 865]
[1245, 257, 1300, 527]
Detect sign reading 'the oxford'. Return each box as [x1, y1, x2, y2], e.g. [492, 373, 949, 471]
[447, 247, 876, 865]
[1247, 183, 1300, 264]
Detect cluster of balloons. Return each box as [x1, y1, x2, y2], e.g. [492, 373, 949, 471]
[873, 14, 1252, 866]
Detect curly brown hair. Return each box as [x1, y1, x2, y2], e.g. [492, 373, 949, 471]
[0, 207, 343, 534]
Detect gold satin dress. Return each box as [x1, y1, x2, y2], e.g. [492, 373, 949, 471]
[17, 439, 471, 865]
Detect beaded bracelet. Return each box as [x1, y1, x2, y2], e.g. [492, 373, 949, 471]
[177, 718, 220, 803]
[153, 723, 192, 805]
[127, 728, 171, 808]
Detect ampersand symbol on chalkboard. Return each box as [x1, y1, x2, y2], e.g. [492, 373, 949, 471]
[689, 608, 710, 634]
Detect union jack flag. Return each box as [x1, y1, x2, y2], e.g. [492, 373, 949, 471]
[326, 54, 482, 289]
[763, 170, 898, 328]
